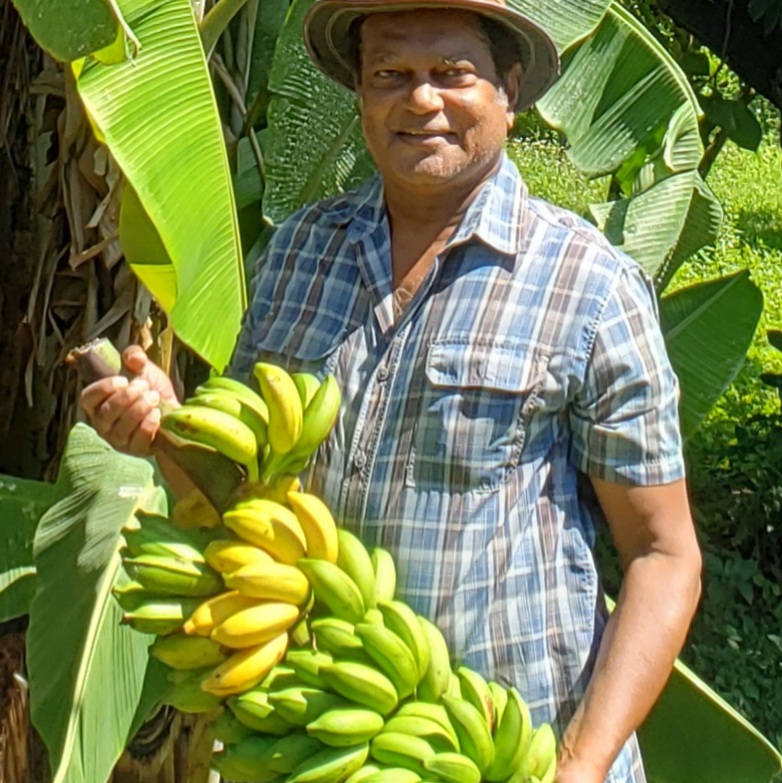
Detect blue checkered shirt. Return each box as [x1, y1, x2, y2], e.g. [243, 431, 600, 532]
[232, 152, 685, 783]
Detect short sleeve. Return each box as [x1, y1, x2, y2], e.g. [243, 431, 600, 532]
[568, 264, 685, 485]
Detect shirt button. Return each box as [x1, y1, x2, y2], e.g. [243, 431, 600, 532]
[377, 365, 389, 382]
[354, 451, 366, 469]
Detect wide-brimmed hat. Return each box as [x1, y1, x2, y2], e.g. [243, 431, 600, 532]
[303, 0, 560, 111]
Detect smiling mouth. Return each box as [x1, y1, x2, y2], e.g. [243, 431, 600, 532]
[397, 130, 455, 143]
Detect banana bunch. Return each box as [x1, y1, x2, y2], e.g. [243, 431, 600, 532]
[157, 364, 340, 489]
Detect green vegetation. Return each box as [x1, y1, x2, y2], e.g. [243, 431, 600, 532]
[509, 121, 782, 750]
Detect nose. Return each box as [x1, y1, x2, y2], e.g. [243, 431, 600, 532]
[407, 77, 444, 113]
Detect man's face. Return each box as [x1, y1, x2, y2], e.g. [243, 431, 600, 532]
[357, 10, 520, 193]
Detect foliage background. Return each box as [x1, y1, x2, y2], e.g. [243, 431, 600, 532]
[509, 106, 782, 750]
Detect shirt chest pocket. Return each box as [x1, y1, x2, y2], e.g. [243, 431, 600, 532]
[406, 340, 546, 495]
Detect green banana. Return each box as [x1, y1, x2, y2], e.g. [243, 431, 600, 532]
[307, 707, 386, 747]
[288, 743, 370, 783]
[538, 753, 557, 783]
[456, 667, 494, 731]
[354, 622, 418, 699]
[370, 548, 396, 603]
[320, 660, 399, 716]
[484, 687, 532, 782]
[228, 689, 295, 735]
[292, 372, 323, 409]
[198, 375, 270, 427]
[270, 686, 349, 726]
[369, 732, 436, 773]
[123, 554, 223, 597]
[112, 581, 158, 612]
[345, 764, 383, 783]
[508, 723, 557, 783]
[286, 648, 335, 689]
[298, 558, 366, 624]
[260, 663, 300, 691]
[487, 681, 508, 728]
[376, 600, 430, 684]
[416, 616, 451, 703]
[267, 733, 329, 773]
[160, 403, 259, 478]
[441, 695, 494, 774]
[394, 702, 460, 748]
[121, 515, 210, 563]
[209, 708, 255, 744]
[311, 617, 370, 661]
[361, 769, 422, 783]
[336, 529, 377, 611]
[446, 673, 462, 699]
[423, 752, 481, 783]
[190, 387, 269, 446]
[163, 669, 222, 714]
[210, 735, 281, 783]
[120, 596, 203, 635]
[284, 373, 341, 466]
[150, 633, 227, 670]
[382, 716, 459, 753]
[254, 362, 304, 455]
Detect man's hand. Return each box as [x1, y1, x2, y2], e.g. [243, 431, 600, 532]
[80, 345, 180, 456]
[557, 477, 701, 782]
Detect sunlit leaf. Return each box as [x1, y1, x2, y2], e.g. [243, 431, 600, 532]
[75, 0, 245, 371]
[509, 0, 611, 52]
[661, 271, 764, 439]
[27, 424, 168, 783]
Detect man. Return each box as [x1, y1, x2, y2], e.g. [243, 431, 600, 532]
[82, 2, 702, 781]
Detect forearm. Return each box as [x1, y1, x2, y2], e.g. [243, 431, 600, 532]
[557, 549, 701, 782]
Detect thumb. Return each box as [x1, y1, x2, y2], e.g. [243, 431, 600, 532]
[121, 345, 150, 376]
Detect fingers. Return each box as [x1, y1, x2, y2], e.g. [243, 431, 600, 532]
[80, 376, 162, 456]
[122, 345, 178, 405]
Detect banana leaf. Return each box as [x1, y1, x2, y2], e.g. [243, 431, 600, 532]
[262, 0, 375, 225]
[538, 3, 722, 283]
[74, 0, 246, 371]
[660, 270, 764, 440]
[640, 659, 782, 783]
[0, 475, 52, 623]
[509, 0, 611, 52]
[27, 424, 168, 783]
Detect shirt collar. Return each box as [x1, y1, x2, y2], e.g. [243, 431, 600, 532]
[338, 150, 529, 252]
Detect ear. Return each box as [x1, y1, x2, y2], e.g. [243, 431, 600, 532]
[504, 62, 523, 127]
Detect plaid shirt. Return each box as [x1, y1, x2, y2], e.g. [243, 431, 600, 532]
[232, 152, 685, 783]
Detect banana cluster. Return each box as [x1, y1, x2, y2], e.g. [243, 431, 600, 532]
[159, 364, 341, 486]
[113, 364, 556, 783]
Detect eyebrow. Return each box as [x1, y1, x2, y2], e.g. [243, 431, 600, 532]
[366, 51, 476, 65]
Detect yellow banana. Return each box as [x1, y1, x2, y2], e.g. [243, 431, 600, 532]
[161, 403, 259, 474]
[171, 486, 222, 529]
[288, 742, 370, 783]
[183, 590, 262, 636]
[225, 561, 311, 605]
[190, 387, 269, 447]
[150, 633, 227, 670]
[223, 498, 307, 565]
[258, 474, 303, 505]
[287, 491, 340, 563]
[198, 375, 270, 429]
[286, 373, 341, 464]
[204, 539, 274, 574]
[370, 547, 396, 603]
[298, 558, 366, 624]
[253, 362, 303, 455]
[201, 631, 290, 696]
[416, 616, 452, 703]
[336, 529, 377, 611]
[211, 601, 300, 649]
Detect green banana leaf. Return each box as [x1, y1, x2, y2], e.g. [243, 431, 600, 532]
[0, 475, 52, 623]
[10, 0, 119, 61]
[262, 0, 375, 225]
[509, 0, 611, 52]
[538, 4, 722, 283]
[27, 424, 169, 783]
[660, 270, 764, 440]
[640, 659, 782, 783]
[74, 0, 246, 371]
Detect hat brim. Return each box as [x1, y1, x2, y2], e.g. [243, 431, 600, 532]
[303, 0, 560, 111]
